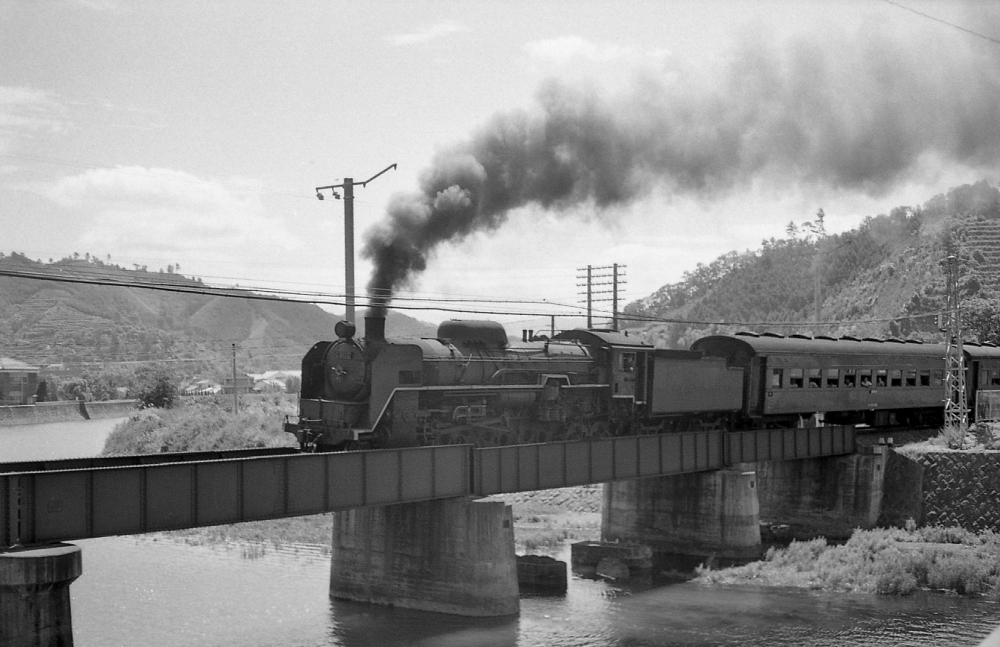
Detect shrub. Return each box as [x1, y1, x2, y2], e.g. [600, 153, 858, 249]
[937, 424, 968, 449]
[875, 565, 918, 595]
[137, 375, 178, 409]
[103, 396, 297, 454]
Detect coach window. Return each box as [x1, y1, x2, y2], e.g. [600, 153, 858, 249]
[875, 369, 888, 387]
[919, 370, 931, 387]
[932, 370, 944, 386]
[859, 369, 872, 387]
[808, 368, 822, 388]
[789, 368, 804, 388]
[844, 369, 857, 387]
[771, 368, 783, 388]
[906, 369, 917, 387]
[621, 352, 636, 372]
[993, 371, 1000, 386]
[826, 368, 840, 388]
[890, 369, 902, 387]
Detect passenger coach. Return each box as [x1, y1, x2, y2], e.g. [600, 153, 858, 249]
[692, 333, 950, 428]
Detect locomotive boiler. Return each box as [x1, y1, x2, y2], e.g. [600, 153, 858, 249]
[285, 315, 743, 451]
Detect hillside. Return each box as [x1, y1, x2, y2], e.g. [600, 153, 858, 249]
[625, 180, 1000, 348]
[0, 254, 436, 377]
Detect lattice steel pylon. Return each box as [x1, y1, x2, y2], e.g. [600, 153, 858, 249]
[943, 255, 968, 430]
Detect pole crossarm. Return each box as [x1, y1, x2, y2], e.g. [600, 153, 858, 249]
[315, 163, 397, 323]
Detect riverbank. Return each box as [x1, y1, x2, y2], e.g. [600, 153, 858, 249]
[101, 394, 297, 454]
[156, 485, 603, 559]
[0, 399, 137, 426]
[696, 526, 1000, 599]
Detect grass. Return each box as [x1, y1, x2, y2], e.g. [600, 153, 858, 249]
[159, 514, 334, 557]
[508, 501, 601, 555]
[899, 422, 1000, 455]
[102, 394, 298, 455]
[696, 526, 1000, 599]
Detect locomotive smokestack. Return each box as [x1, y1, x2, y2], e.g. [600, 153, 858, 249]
[365, 315, 386, 343]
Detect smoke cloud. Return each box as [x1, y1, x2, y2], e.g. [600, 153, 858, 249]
[363, 19, 1000, 315]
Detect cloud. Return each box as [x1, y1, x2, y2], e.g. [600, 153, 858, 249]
[523, 36, 670, 66]
[0, 86, 65, 152]
[387, 21, 467, 46]
[48, 166, 303, 271]
[67, 0, 125, 11]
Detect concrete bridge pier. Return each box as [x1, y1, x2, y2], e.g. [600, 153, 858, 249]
[602, 468, 762, 561]
[755, 446, 887, 540]
[330, 496, 519, 617]
[0, 543, 82, 647]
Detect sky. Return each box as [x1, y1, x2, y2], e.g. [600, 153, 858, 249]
[3, 1, 1000, 331]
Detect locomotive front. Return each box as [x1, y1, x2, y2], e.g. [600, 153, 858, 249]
[287, 316, 612, 451]
[284, 319, 380, 451]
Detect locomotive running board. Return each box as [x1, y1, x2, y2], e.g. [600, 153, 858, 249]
[368, 383, 611, 436]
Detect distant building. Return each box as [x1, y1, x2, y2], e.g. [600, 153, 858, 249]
[0, 357, 40, 405]
[222, 375, 255, 395]
[181, 378, 222, 396]
[249, 370, 301, 393]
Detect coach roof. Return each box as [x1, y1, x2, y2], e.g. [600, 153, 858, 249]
[691, 334, 947, 363]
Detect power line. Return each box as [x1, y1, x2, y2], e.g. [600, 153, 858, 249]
[881, 0, 1000, 46]
[0, 264, 954, 331]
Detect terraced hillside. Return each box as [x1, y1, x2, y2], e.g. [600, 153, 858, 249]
[624, 181, 1000, 348]
[958, 219, 1000, 295]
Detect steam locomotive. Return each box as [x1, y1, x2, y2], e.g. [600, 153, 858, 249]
[284, 315, 1000, 452]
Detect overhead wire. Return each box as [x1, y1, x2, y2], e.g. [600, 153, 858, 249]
[880, 0, 1000, 47]
[0, 263, 953, 330]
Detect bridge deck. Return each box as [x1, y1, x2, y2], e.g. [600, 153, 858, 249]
[1, 426, 854, 549]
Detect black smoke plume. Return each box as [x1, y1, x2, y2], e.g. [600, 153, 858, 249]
[363, 19, 1000, 315]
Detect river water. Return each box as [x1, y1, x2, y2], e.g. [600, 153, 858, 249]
[3, 420, 999, 646]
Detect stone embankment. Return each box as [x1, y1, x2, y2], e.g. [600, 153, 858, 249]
[880, 448, 1000, 532]
[0, 400, 137, 427]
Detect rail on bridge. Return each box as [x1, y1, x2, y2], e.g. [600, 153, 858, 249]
[1, 426, 855, 549]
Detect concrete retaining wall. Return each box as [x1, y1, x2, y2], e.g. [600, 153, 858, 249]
[879, 449, 1000, 531]
[0, 400, 137, 427]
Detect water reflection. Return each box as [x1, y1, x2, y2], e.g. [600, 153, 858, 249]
[70, 535, 1000, 647]
[329, 600, 518, 647]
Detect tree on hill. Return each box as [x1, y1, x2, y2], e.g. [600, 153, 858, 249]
[138, 374, 178, 409]
[625, 180, 1000, 348]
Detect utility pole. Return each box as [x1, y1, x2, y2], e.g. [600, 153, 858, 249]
[232, 343, 238, 416]
[316, 163, 397, 323]
[942, 255, 968, 432]
[577, 263, 627, 330]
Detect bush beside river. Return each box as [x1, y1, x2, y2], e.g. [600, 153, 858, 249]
[102, 394, 297, 455]
[697, 526, 1000, 599]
